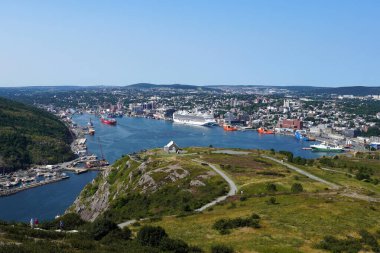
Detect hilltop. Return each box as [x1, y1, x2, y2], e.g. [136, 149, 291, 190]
[0, 147, 379, 252]
[66, 147, 380, 252]
[68, 148, 229, 222]
[0, 97, 75, 172]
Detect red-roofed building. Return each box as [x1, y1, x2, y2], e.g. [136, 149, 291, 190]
[277, 119, 303, 130]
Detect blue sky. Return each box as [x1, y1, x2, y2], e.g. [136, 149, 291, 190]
[0, 0, 379, 87]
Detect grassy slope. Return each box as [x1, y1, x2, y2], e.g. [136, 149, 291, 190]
[73, 149, 229, 223]
[131, 148, 380, 252]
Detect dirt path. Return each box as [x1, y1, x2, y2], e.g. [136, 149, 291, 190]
[118, 160, 237, 228]
[262, 155, 340, 190]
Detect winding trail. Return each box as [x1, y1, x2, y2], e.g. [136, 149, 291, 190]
[193, 160, 238, 212]
[118, 160, 237, 228]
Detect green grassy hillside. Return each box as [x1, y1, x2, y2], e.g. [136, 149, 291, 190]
[2, 147, 380, 252]
[69, 149, 228, 223]
[121, 148, 379, 253]
[0, 97, 75, 171]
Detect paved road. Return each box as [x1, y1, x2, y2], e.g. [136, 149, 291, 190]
[321, 167, 355, 177]
[119, 219, 139, 228]
[118, 160, 238, 228]
[193, 160, 238, 212]
[262, 155, 340, 190]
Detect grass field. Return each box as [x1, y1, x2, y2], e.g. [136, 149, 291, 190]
[138, 193, 380, 252]
[128, 148, 380, 252]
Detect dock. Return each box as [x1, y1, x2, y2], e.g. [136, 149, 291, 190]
[0, 176, 69, 197]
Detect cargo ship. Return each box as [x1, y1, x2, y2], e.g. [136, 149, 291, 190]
[257, 127, 274, 134]
[223, 124, 238, 131]
[173, 111, 216, 126]
[310, 142, 344, 152]
[100, 116, 117, 125]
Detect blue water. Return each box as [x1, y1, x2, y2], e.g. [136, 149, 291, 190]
[0, 172, 98, 222]
[75, 115, 322, 163]
[0, 114, 323, 222]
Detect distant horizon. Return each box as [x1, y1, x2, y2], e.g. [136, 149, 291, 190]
[1, 1, 379, 86]
[0, 83, 379, 88]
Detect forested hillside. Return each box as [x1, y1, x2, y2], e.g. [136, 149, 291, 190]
[0, 97, 75, 172]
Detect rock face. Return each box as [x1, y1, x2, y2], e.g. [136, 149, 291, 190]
[67, 151, 227, 222]
[68, 167, 112, 221]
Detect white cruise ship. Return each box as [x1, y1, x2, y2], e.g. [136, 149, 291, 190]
[173, 111, 216, 126]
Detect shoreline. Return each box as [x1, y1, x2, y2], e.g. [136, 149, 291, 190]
[0, 176, 70, 197]
[0, 117, 105, 197]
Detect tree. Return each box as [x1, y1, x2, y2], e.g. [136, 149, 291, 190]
[291, 183, 304, 193]
[88, 217, 119, 240]
[137, 226, 168, 247]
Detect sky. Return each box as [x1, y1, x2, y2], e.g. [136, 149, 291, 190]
[0, 0, 379, 87]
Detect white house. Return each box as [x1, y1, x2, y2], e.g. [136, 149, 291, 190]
[164, 140, 181, 153]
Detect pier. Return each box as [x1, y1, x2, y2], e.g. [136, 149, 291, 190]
[0, 176, 70, 197]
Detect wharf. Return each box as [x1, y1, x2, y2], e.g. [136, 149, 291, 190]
[0, 176, 69, 197]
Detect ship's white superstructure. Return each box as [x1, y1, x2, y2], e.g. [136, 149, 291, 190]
[173, 111, 216, 126]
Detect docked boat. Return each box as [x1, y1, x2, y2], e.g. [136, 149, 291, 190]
[100, 116, 117, 125]
[223, 124, 238, 131]
[88, 127, 95, 135]
[87, 118, 93, 127]
[173, 111, 216, 126]
[295, 130, 309, 141]
[257, 127, 274, 134]
[310, 142, 344, 152]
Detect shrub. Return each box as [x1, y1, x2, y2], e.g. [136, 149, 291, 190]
[266, 196, 278, 205]
[211, 244, 234, 253]
[291, 183, 304, 193]
[239, 196, 247, 201]
[212, 213, 261, 234]
[159, 237, 189, 252]
[266, 183, 277, 192]
[316, 235, 362, 253]
[88, 217, 119, 240]
[137, 226, 168, 247]
[40, 213, 86, 230]
[359, 229, 379, 249]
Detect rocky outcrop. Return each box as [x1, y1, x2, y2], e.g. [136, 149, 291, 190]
[68, 167, 112, 221]
[67, 153, 222, 222]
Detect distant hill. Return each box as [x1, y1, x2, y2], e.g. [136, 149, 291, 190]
[0, 97, 75, 172]
[304, 86, 380, 96]
[126, 83, 216, 91]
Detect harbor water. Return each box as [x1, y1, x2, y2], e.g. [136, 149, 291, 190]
[0, 114, 324, 221]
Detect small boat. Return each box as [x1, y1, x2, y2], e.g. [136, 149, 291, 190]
[257, 127, 274, 134]
[87, 118, 93, 127]
[88, 127, 95, 135]
[310, 142, 344, 152]
[100, 116, 117, 125]
[223, 124, 238, 131]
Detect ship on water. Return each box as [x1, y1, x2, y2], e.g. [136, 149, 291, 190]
[100, 115, 117, 125]
[172, 111, 216, 126]
[310, 142, 344, 152]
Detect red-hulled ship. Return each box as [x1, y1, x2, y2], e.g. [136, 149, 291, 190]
[100, 116, 117, 125]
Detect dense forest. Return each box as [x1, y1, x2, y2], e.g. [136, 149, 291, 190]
[0, 97, 75, 172]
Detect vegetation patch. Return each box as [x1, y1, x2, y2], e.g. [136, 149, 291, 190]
[212, 213, 261, 234]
